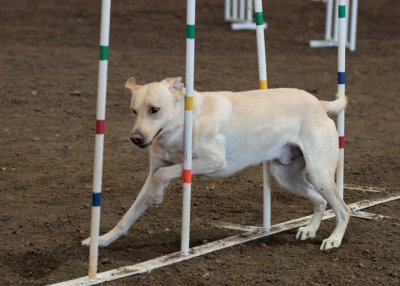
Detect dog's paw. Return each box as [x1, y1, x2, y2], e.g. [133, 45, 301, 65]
[320, 236, 342, 251]
[295, 226, 317, 241]
[81, 237, 91, 246]
[81, 235, 113, 247]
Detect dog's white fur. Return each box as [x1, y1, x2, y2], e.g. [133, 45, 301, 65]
[82, 77, 350, 251]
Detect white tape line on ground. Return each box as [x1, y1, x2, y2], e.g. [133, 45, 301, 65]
[345, 185, 385, 193]
[217, 194, 400, 232]
[351, 211, 394, 221]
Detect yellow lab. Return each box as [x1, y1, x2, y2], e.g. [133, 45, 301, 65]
[83, 77, 350, 251]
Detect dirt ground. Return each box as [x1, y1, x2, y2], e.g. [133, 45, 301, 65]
[0, 0, 399, 285]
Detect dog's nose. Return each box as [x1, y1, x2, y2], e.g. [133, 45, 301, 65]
[130, 133, 144, 146]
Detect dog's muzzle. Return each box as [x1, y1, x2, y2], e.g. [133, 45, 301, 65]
[130, 128, 163, 149]
[130, 132, 144, 147]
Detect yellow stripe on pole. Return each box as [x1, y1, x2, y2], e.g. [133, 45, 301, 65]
[259, 80, 268, 89]
[185, 96, 194, 111]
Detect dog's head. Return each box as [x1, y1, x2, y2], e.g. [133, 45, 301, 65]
[126, 77, 184, 148]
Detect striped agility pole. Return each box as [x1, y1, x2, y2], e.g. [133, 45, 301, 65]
[336, 0, 346, 199]
[88, 0, 111, 280]
[254, 0, 267, 90]
[181, 0, 196, 256]
[254, 0, 271, 231]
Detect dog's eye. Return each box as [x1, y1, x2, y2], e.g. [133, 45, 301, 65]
[149, 107, 160, 115]
[131, 109, 137, 116]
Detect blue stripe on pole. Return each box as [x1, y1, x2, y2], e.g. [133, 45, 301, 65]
[338, 72, 346, 84]
[92, 193, 101, 207]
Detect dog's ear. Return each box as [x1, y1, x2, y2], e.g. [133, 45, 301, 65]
[162, 77, 184, 92]
[125, 77, 140, 91]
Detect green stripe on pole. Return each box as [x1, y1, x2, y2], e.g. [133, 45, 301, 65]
[99, 46, 109, 60]
[186, 25, 195, 39]
[255, 12, 264, 25]
[339, 5, 346, 18]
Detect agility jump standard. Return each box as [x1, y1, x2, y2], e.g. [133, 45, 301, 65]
[310, 0, 358, 51]
[224, 0, 267, 30]
[79, 0, 346, 283]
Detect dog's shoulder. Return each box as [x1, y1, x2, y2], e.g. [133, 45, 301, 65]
[198, 91, 233, 115]
[193, 92, 233, 134]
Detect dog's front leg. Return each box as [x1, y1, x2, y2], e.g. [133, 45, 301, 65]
[153, 154, 227, 185]
[96, 155, 226, 245]
[81, 156, 169, 247]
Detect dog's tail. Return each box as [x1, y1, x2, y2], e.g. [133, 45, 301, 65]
[321, 93, 348, 115]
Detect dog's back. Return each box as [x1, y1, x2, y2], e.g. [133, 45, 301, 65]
[195, 88, 331, 176]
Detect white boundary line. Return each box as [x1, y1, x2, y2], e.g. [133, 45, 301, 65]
[49, 194, 400, 286]
[218, 210, 395, 232]
[351, 211, 394, 221]
[345, 185, 385, 193]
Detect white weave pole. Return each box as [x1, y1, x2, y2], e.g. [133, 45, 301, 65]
[233, 0, 238, 20]
[349, 0, 358, 51]
[336, 0, 347, 199]
[88, 0, 112, 280]
[333, 0, 338, 42]
[246, 0, 253, 22]
[239, 0, 245, 20]
[181, 0, 196, 256]
[253, 0, 271, 231]
[225, 0, 231, 21]
[325, 0, 334, 40]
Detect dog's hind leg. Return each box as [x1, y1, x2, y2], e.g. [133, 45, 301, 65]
[307, 169, 350, 251]
[301, 122, 351, 251]
[270, 152, 327, 241]
[81, 156, 169, 247]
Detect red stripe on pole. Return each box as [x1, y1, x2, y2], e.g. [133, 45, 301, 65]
[183, 169, 192, 183]
[96, 120, 105, 134]
[339, 136, 345, 149]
